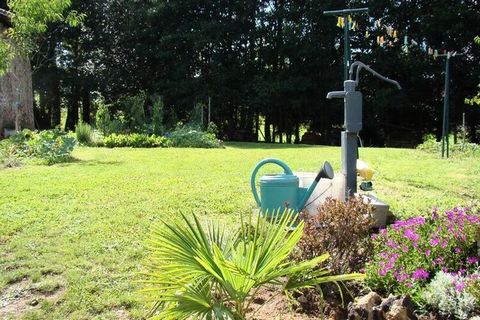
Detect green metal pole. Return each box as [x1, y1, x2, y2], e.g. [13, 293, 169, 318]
[441, 53, 450, 158]
[344, 15, 350, 81]
[323, 8, 368, 81]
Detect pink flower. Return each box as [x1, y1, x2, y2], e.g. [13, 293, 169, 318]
[467, 257, 479, 264]
[424, 250, 431, 256]
[430, 238, 440, 246]
[412, 268, 429, 281]
[454, 281, 466, 292]
[454, 247, 462, 254]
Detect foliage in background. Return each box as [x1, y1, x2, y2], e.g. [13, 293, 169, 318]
[417, 134, 480, 157]
[294, 197, 375, 275]
[0, 129, 76, 164]
[421, 271, 477, 320]
[170, 125, 223, 148]
[0, 0, 84, 75]
[103, 133, 169, 148]
[75, 121, 93, 145]
[141, 210, 364, 320]
[94, 94, 113, 135]
[366, 207, 480, 297]
[151, 96, 164, 135]
[118, 91, 147, 132]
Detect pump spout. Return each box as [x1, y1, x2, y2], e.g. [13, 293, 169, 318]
[298, 161, 334, 211]
[326, 91, 346, 99]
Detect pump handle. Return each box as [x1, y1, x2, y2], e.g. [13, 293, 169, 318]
[349, 61, 401, 90]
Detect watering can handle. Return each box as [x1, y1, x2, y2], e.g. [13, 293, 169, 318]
[250, 158, 294, 207]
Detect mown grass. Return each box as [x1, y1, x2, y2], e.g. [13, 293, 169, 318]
[0, 142, 478, 319]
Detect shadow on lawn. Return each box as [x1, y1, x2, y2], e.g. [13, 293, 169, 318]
[56, 158, 122, 167]
[225, 141, 333, 149]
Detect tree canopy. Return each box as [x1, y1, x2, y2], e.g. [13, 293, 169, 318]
[10, 0, 480, 145]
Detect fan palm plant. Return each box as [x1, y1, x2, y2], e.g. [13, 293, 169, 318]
[141, 210, 364, 320]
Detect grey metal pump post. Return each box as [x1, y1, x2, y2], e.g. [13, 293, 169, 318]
[327, 61, 401, 200]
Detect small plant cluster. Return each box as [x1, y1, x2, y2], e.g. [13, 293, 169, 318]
[294, 197, 375, 275]
[142, 211, 363, 320]
[417, 134, 480, 157]
[366, 207, 480, 296]
[169, 125, 223, 148]
[103, 133, 170, 148]
[91, 92, 223, 149]
[0, 129, 76, 166]
[421, 271, 478, 319]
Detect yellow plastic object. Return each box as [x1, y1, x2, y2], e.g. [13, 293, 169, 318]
[357, 159, 374, 181]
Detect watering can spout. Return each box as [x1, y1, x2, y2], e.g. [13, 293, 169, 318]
[298, 161, 334, 211]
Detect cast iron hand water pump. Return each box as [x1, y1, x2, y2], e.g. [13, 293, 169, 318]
[327, 61, 401, 200]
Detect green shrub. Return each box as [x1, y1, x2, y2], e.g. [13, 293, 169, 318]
[103, 133, 170, 148]
[75, 122, 93, 145]
[1, 129, 76, 165]
[417, 134, 480, 157]
[95, 94, 113, 135]
[119, 91, 147, 131]
[170, 126, 223, 148]
[152, 96, 164, 135]
[142, 210, 364, 320]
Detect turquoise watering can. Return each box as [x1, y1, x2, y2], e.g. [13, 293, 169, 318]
[251, 158, 334, 217]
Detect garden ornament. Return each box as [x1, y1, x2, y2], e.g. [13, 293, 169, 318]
[251, 158, 334, 217]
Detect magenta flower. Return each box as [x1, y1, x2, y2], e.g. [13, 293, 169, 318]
[403, 229, 420, 242]
[454, 247, 462, 254]
[454, 281, 466, 292]
[412, 268, 429, 281]
[429, 238, 440, 246]
[467, 257, 479, 264]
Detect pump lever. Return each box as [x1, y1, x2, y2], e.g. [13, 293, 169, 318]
[349, 61, 401, 90]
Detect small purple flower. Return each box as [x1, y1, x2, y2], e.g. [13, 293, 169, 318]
[425, 250, 431, 256]
[412, 268, 429, 281]
[454, 247, 462, 254]
[429, 238, 440, 246]
[403, 229, 420, 242]
[432, 208, 438, 220]
[454, 281, 466, 292]
[467, 257, 479, 264]
[436, 256, 444, 265]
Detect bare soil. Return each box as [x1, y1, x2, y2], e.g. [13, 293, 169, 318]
[0, 277, 64, 319]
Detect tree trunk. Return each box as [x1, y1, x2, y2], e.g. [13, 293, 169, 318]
[65, 83, 80, 131]
[264, 116, 271, 143]
[82, 86, 91, 124]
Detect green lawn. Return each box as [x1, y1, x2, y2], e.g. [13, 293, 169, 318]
[0, 143, 479, 319]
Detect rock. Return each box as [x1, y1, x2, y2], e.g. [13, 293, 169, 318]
[348, 292, 382, 320]
[385, 296, 417, 320]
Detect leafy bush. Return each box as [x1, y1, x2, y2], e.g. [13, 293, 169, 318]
[118, 91, 147, 131]
[142, 211, 364, 320]
[421, 271, 477, 319]
[103, 133, 170, 148]
[365, 207, 480, 295]
[95, 94, 113, 135]
[0, 129, 76, 165]
[294, 197, 375, 275]
[75, 122, 93, 145]
[170, 125, 223, 148]
[417, 134, 480, 157]
[152, 96, 164, 135]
